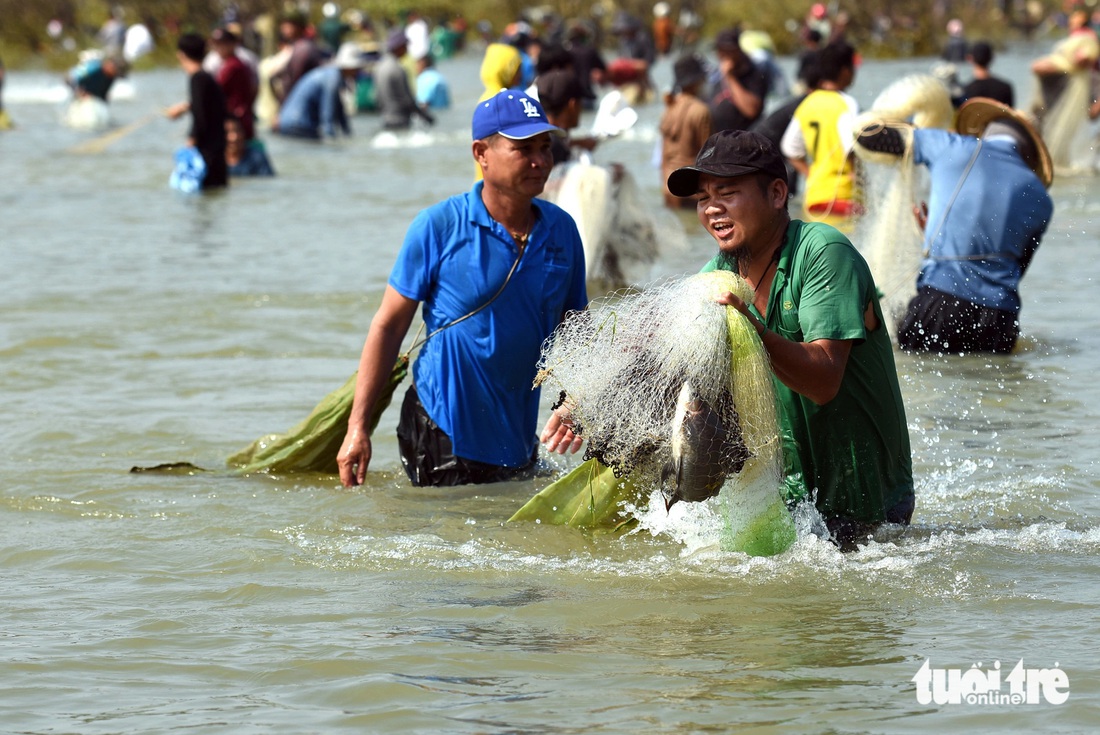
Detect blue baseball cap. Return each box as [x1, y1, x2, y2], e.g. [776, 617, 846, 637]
[472, 89, 563, 141]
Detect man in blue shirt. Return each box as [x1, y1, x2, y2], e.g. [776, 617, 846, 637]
[337, 89, 588, 487]
[274, 43, 363, 139]
[68, 55, 126, 102]
[854, 97, 1054, 354]
[415, 53, 451, 110]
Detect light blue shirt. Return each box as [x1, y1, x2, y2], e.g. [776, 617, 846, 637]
[389, 182, 587, 466]
[415, 68, 451, 110]
[518, 52, 537, 88]
[913, 128, 1053, 312]
[277, 66, 350, 138]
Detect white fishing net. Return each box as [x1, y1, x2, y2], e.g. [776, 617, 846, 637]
[543, 160, 686, 290]
[851, 74, 949, 336]
[853, 152, 926, 335]
[864, 73, 955, 131]
[1030, 70, 1091, 173]
[535, 271, 779, 494]
[545, 161, 614, 276]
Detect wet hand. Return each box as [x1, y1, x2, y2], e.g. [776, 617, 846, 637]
[717, 290, 751, 315]
[717, 291, 766, 337]
[540, 407, 583, 455]
[336, 428, 371, 487]
[572, 136, 599, 152]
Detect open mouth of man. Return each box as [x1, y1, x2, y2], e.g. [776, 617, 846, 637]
[711, 221, 734, 239]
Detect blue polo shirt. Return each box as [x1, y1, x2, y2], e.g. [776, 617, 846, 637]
[913, 128, 1052, 312]
[389, 181, 587, 466]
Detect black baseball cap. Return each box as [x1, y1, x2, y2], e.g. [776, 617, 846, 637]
[667, 130, 788, 197]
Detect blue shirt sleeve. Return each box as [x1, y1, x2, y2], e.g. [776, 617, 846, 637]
[388, 208, 438, 302]
[912, 127, 953, 167]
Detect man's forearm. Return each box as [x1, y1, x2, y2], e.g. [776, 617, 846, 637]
[759, 330, 851, 406]
[347, 288, 419, 432]
[348, 323, 407, 432]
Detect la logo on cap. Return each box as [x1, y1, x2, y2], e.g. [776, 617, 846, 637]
[520, 98, 541, 118]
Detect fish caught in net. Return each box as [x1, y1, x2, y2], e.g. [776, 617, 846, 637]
[535, 271, 775, 508]
[517, 271, 796, 555]
[659, 382, 750, 509]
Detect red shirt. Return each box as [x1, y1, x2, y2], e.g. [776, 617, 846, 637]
[216, 54, 257, 139]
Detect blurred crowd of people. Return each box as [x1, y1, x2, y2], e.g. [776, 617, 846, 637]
[5, 2, 1099, 207]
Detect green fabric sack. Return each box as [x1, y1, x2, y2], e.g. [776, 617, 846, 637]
[509, 458, 641, 529]
[226, 356, 408, 474]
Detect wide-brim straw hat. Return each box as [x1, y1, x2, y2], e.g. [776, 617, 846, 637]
[955, 97, 1053, 188]
[333, 42, 365, 69]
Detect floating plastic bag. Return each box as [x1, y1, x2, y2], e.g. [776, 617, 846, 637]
[169, 146, 206, 193]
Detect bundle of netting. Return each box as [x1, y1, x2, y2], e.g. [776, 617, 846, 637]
[535, 271, 779, 491]
[543, 161, 685, 291]
[1029, 69, 1091, 172]
[852, 149, 925, 334]
[851, 74, 952, 166]
[864, 73, 953, 130]
[851, 74, 949, 335]
[601, 168, 686, 287]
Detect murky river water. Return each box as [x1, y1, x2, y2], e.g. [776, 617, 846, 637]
[2, 45, 1099, 733]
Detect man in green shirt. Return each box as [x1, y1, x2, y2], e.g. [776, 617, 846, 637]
[667, 129, 914, 549]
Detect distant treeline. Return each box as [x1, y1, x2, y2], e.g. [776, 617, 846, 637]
[0, 0, 1062, 66]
